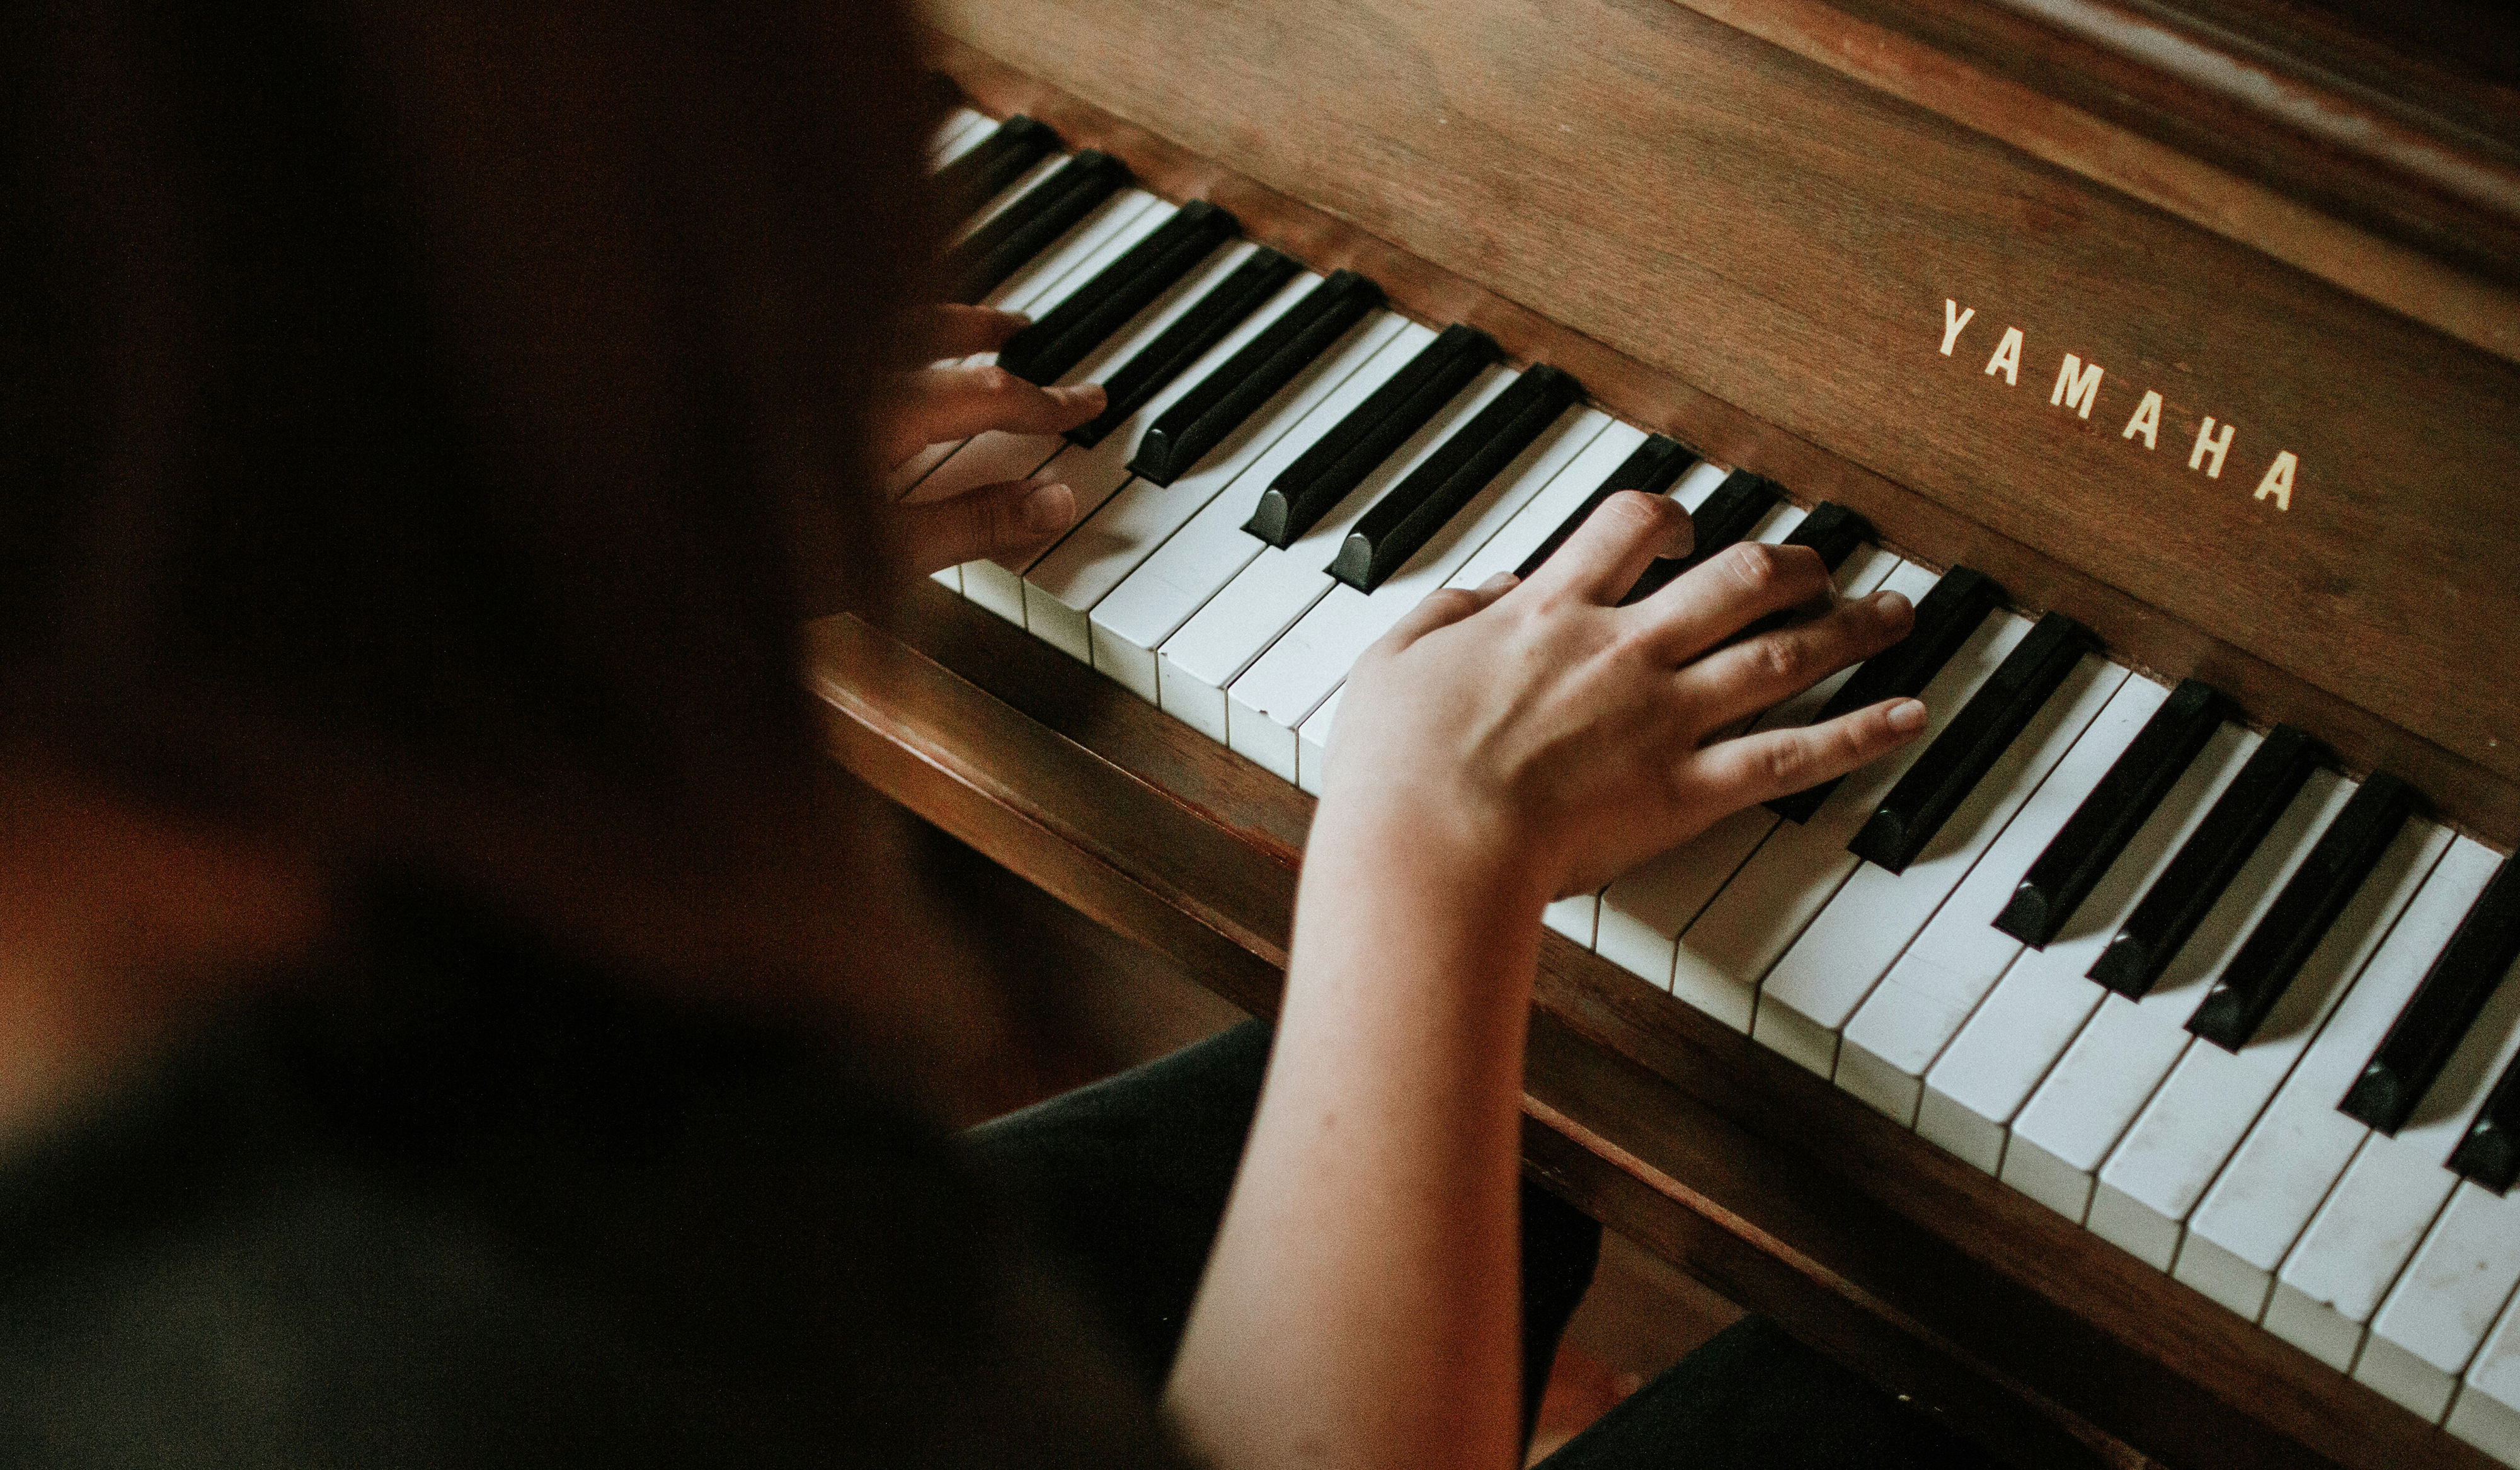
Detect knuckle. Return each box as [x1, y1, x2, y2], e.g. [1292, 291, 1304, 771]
[1722, 540, 1785, 594]
[1755, 633, 1810, 684]
[970, 364, 1021, 399]
[1760, 739, 1808, 791]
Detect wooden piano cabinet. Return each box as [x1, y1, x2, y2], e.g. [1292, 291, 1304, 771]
[925, 0, 2520, 850]
[828, 1, 2520, 1462]
[813, 584, 2497, 1469]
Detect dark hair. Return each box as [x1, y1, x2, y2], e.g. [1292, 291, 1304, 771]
[3, 0, 936, 985]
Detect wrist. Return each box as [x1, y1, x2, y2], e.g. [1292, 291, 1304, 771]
[1307, 781, 1559, 922]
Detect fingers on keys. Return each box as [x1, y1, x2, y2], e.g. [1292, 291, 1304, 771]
[883, 366, 1106, 468]
[917, 303, 1031, 362]
[1676, 587, 1916, 728]
[895, 479, 1077, 573]
[1376, 573, 1517, 650]
[1523, 490, 1692, 604]
[1629, 539, 1830, 661]
[1697, 696, 1931, 806]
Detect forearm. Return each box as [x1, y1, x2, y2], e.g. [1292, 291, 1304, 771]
[1166, 799, 1549, 1470]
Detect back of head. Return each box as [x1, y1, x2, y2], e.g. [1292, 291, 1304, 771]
[1, 0, 937, 994]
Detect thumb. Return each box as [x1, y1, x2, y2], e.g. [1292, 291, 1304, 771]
[895, 479, 1077, 575]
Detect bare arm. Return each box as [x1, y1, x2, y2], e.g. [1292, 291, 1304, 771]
[1166, 491, 1924, 1470]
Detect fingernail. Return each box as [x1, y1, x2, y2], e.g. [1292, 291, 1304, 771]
[1872, 589, 1913, 619]
[1021, 482, 1075, 535]
[1887, 698, 1928, 733]
[1053, 383, 1106, 409]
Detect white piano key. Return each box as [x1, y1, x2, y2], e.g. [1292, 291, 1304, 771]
[2449, 1377, 2520, 1469]
[2088, 817, 2449, 1269]
[1836, 674, 2170, 1125]
[1157, 362, 1521, 742]
[1668, 599, 2027, 1037]
[887, 188, 1167, 498]
[2456, 1287, 2520, 1462]
[1023, 268, 1326, 660]
[1443, 422, 1651, 592]
[1296, 688, 1340, 796]
[2265, 1279, 2370, 1372]
[1917, 722, 2260, 1173]
[2003, 767, 2354, 1224]
[1222, 407, 1610, 779]
[1087, 318, 1430, 701]
[1753, 650, 2128, 1077]
[953, 236, 1258, 621]
[928, 108, 995, 167]
[1545, 888, 1603, 946]
[2179, 836, 2504, 1316]
[1596, 548, 1912, 1015]
[2275, 951, 2520, 1351]
[2362, 1183, 2520, 1420]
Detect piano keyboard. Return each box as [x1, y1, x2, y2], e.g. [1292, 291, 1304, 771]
[910, 108, 2520, 1462]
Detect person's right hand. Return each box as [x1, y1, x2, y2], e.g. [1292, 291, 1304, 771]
[1321, 490, 1926, 905]
[876, 304, 1104, 575]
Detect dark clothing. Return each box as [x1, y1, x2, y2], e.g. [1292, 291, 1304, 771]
[973, 1025, 1995, 1469]
[968, 1019, 1605, 1445]
[1538, 1317, 1999, 1469]
[0, 888, 1184, 1469]
[0, 883, 1993, 1467]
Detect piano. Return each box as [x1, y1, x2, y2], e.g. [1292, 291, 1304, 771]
[812, 3, 2520, 1465]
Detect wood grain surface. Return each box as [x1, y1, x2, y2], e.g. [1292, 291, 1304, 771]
[925, 0, 2520, 839]
[811, 582, 2503, 1470]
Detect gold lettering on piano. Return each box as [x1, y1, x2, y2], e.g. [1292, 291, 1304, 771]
[2122, 391, 2163, 450]
[2050, 354, 2104, 420]
[2254, 451, 2298, 511]
[2189, 416, 2235, 478]
[1939, 300, 1975, 356]
[1935, 302, 2298, 510]
[1984, 326, 2024, 385]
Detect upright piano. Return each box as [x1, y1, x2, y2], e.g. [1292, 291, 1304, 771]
[813, 2, 2520, 1464]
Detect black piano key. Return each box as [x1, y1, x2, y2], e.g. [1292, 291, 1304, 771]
[1765, 566, 2004, 824]
[1244, 323, 1496, 548]
[1130, 270, 1382, 485]
[944, 150, 1130, 304]
[1778, 501, 1870, 573]
[1620, 469, 1777, 604]
[1847, 612, 2092, 875]
[934, 114, 1058, 226]
[2342, 856, 2520, 1135]
[1727, 502, 1879, 645]
[2449, 1045, 2520, 1193]
[1509, 435, 1697, 580]
[998, 200, 1242, 386]
[2186, 771, 2417, 1052]
[1995, 678, 2227, 948]
[1329, 365, 1583, 592]
[2085, 723, 2322, 999]
[1064, 248, 1302, 449]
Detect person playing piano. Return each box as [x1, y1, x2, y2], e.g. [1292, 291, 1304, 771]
[0, 0, 1976, 1466]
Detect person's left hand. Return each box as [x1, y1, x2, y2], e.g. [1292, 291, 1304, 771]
[879, 304, 1105, 575]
